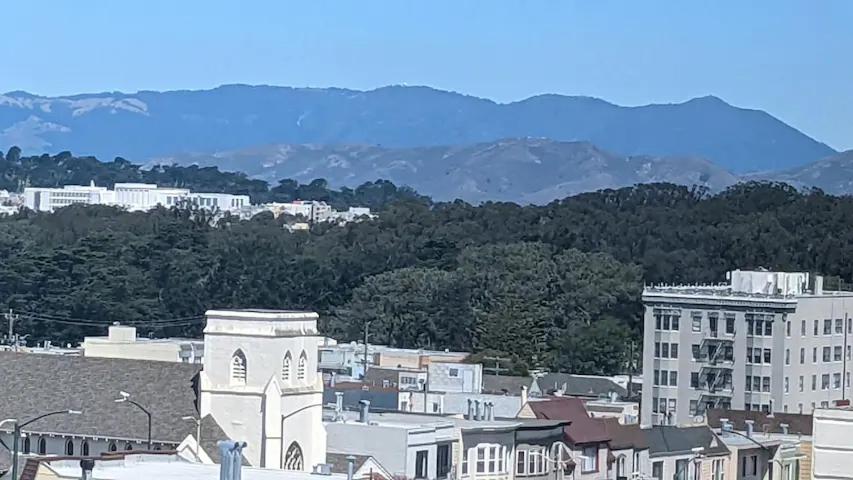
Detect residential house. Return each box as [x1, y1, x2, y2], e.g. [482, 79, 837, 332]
[532, 374, 627, 400]
[326, 453, 394, 480]
[518, 397, 612, 480]
[706, 409, 812, 480]
[601, 418, 650, 480]
[644, 425, 730, 480]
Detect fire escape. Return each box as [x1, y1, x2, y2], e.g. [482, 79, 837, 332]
[697, 322, 734, 411]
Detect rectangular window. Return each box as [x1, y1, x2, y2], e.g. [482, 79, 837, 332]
[712, 459, 724, 480]
[662, 343, 670, 358]
[823, 347, 831, 363]
[692, 314, 702, 332]
[655, 342, 661, 358]
[786, 320, 791, 337]
[812, 375, 817, 391]
[814, 347, 818, 363]
[822, 374, 830, 390]
[798, 376, 804, 392]
[692, 344, 701, 360]
[784, 377, 789, 393]
[437, 445, 451, 478]
[670, 371, 678, 386]
[672, 316, 679, 331]
[836, 318, 844, 334]
[825, 319, 832, 335]
[661, 315, 669, 331]
[834, 373, 842, 389]
[848, 345, 852, 360]
[652, 461, 663, 480]
[801, 320, 806, 336]
[691, 372, 700, 388]
[449, 368, 459, 378]
[785, 349, 790, 365]
[689, 400, 698, 415]
[800, 348, 805, 364]
[709, 314, 718, 335]
[747, 319, 754, 336]
[675, 459, 688, 480]
[755, 319, 763, 336]
[753, 376, 761, 392]
[654, 370, 660, 386]
[516, 450, 526, 475]
[814, 320, 819, 336]
[416, 450, 429, 479]
[671, 343, 678, 359]
[726, 316, 735, 334]
[581, 446, 597, 473]
[765, 320, 773, 336]
[476, 447, 485, 473]
[764, 349, 772, 364]
[762, 377, 771, 392]
[849, 318, 852, 334]
[745, 375, 752, 392]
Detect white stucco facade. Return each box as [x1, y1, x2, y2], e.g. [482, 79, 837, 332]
[812, 407, 853, 480]
[199, 309, 327, 471]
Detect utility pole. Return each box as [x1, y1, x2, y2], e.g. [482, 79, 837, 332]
[5, 309, 18, 351]
[627, 340, 636, 399]
[362, 321, 370, 378]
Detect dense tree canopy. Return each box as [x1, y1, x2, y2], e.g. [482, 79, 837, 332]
[4, 149, 853, 375]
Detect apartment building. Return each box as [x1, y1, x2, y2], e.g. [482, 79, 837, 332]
[642, 270, 853, 427]
[24, 182, 115, 211]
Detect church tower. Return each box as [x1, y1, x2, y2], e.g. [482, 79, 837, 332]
[199, 309, 327, 470]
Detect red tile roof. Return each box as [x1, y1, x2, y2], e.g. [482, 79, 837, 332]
[526, 397, 610, 445]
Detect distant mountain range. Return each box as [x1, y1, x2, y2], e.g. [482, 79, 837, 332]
[2, 84, 849, 202]
[0, 85, 835, 174]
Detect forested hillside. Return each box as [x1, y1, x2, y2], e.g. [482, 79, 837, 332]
[3, 156, 853, 375]
[0, 147, 426, 210]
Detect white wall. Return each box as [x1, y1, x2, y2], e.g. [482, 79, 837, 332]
[813, 408, 853, 480]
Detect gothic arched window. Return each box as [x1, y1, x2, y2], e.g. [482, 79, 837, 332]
[283, 442, 304, 471]
[297, 351, 307, 380]
[282, 352, 292, 382]
[231, 350, 247, 385]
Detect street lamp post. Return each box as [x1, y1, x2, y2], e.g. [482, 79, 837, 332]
[114, 391, 152, 450]
[181, 416, 202, 462]
[3, 410, 82, 480]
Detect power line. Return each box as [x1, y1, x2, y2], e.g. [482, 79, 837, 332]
[13, 310, 205, 328]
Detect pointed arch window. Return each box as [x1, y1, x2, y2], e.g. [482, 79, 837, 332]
[297, 351, 307, 380]
[282, 352, 292, 382]
[108, 441, 117, 452]
[231, 350, 247, 385]
[283, 442, 304, 471]
[38, 438, 47, 455]
[22, 437, 31, 454]
[82, 440, 90, 456]
[65, 439, 74, 455]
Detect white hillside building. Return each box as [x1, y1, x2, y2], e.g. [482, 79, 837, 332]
[199, 309, 327, 471]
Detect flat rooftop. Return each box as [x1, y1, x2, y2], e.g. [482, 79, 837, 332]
[325, 408, 565, 432]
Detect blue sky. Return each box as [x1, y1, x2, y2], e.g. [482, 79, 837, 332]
[2, 0, 851, 149]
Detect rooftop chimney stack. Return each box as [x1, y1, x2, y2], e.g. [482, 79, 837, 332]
[335, 392, 344, 421]
[780, 423, 789, 435]
[474, 399, 482, 420]
[466, 399, 474, 420]
[520, 385, 529, 406]
[358, 400, 371, 423]
[745, 420, 754, 438]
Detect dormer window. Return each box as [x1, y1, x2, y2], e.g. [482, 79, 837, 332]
[282, 352, 292, 382]
[231, 350, 247, 385]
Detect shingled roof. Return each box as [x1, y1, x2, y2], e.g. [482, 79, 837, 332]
[482, 375, 534, 396]
[525, 397, 610, 445]
[0, 351, 212, 445]
[534, 373, 626, 399]
[601, 418, 649, 451]
[706, 409, 813, 436]
[645, 425, 729, 457]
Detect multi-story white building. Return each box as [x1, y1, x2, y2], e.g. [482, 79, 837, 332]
[23, 182, 250, 213]
[24, 182, 116, 211]
[642, 269, 853, 427]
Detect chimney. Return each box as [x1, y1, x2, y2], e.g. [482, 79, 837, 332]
[745, 420, 754, 438]
[521, 385, 529, 406]
[346, 455, 357, 480]
[330, 372, 337, 388]
[720, 418, 732, 434]
[335, 392, 344, 421]
[487, 402, 495, 421]
[483, 402, 491, 421]
[780, 423, 789, 435]
[815, 276, 824, 295]
[474, 400, 482, 421]
[467, 399, 474, 420]
[358, 400, 371, 423]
